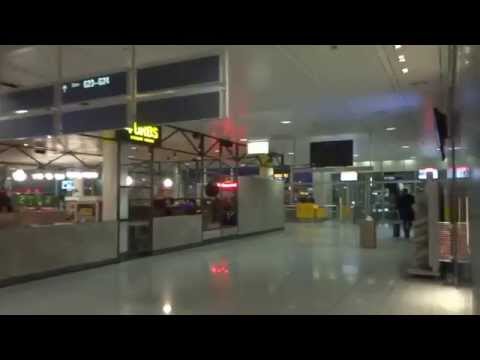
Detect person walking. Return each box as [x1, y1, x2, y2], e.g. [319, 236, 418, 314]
[396, 188, 415, 239]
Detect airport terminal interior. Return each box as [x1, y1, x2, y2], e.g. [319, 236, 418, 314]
[0, 45, 478, 315]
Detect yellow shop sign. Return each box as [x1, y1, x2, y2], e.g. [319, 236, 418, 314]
[125, 122, 160, 144]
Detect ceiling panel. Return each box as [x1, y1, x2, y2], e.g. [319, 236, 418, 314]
[0, 45, 446, 164]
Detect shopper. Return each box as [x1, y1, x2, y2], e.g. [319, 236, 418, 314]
[0, 188, 13, 213]
[396, 188, 415, 239]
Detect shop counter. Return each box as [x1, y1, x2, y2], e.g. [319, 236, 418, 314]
[0, 221, 118, 283]
[296, 203, 316, 219]
[237, 176, 285, 235]
[152, 214, 202, 251]
[0, 208, 70, 229]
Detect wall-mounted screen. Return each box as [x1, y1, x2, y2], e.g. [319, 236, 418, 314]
[61, 180, 75, 191]
[310, 140, 353, 167]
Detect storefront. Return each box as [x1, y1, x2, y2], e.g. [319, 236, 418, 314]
[0, 52, 286, 286]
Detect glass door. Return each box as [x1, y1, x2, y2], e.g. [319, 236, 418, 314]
[118, 142, 153, 257]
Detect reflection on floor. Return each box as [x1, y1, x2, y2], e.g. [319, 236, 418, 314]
[0, 221, 473, 315]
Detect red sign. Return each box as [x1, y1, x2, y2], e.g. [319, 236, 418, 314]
[216, 181, 238, 190]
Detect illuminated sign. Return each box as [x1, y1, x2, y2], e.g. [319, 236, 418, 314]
[63, 76, 111, 93]
[418, 168, 438, 180]
[448, 166, 471, 179]
[216, 181, 238, 190]
[124, 121, 160, 144]
[247, 140, 269, 155]
[273, 173, 289, 180]
[340, 171, 358, 181]
[61, 72, 127, 104]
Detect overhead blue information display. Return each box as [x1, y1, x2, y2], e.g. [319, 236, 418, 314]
[137, 56, 220, 93]
[62, 104, 127, 134]
[137, 92, 220, 125]
[0, 86, 54, 115]
[0, 114, 54, 140]
[61, 72, 127, 104]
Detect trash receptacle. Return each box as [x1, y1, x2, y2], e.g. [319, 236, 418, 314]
[360, 217, 377, 249]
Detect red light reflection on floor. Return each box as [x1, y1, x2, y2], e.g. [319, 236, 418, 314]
[210, 261, 230, 275]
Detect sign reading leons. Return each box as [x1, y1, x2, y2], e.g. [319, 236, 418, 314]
[124, 121, 160, 144]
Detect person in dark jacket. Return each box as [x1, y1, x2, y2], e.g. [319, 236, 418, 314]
[0, 188, 13, 213]
[396, 188, 415, 238]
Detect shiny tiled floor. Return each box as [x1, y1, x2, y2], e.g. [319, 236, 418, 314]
[0, 221, 473, 315]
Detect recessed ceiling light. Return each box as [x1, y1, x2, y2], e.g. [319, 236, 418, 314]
[280, 120, 292, 124]
[240, 138, 248, 142]
[402, 145, 410, 149]
[354, 154, 359, 158]
[15, 109, 29, 114]
[401, 68, 409, 74]
[215, 149, 220, 153]
[398, 55, 406, 62]
[23, 143, 28, 147]
[288, 152, 295, 155]
[465, 60, 470, 65]
[47, 135, 52, 139]
[394, 45, 402, 50]
[385, 127, 397, 131]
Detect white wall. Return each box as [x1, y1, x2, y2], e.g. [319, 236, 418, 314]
[454, 45, 480, 314]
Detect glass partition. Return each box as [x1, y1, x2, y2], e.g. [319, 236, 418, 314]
[289, 169, 427, 224]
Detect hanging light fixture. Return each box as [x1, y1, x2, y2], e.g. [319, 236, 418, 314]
[66, 171, 82, 179]
[81, 171, 99, 179]
[32, 172, 45, 180]
[44, 173, 54, 181]
[54, 173, 66, 181]
[12, 169, 27, 182]
[162, 178, 174, 189]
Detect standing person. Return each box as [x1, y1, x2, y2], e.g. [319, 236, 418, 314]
[396, 188, 415, 239]
[0, 187, 13, 213]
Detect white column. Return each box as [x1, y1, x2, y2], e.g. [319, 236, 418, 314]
[259, 166, 274, 178]
[313, 171, 333, 205]
[102, 134, 118, 221]
[173, 163, 183, 198]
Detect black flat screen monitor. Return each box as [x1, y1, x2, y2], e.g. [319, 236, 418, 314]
[310, 140, 353, 167]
